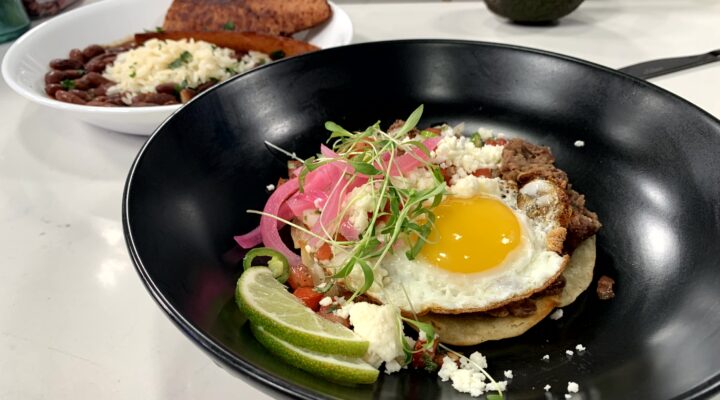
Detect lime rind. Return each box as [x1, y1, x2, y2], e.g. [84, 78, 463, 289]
[236, 267, 369, 357]
[251, 323, 379, 385]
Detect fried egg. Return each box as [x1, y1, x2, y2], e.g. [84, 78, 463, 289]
[340, 176, 570, 315]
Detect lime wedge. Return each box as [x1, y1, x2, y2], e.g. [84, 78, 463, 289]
[236, 267, 368, 357]
[251, 323, 379, 385]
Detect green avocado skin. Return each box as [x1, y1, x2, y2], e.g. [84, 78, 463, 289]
[484, 0, 584, 23]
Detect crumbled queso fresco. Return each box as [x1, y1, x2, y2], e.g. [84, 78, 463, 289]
[346, 302, 405, 374]
[438, 352, 508, 397]
[567, 381, 580, 393]
[549, 308, 564, 320]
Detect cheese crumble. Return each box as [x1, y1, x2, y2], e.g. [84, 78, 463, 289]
[549, 308, 564, 320]
[437, 352, 507, 398]
[568, 382, 579, 393]
[347, 303, 404, 369]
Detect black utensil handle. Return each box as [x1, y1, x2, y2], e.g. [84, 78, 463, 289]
[618, 49, 720, 80]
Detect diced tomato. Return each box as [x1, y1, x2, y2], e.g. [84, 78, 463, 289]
[318, 304, 350, 327]
[316, 243, 333, 261]
[411, 338, 439, 371]
[287, 263, 314, 290]
[472, 168, 492, 178]
[293, 287, 324, 311]
[440, 166, 456, 184]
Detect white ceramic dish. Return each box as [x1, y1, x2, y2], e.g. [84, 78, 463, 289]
[1, 0, 353, 135]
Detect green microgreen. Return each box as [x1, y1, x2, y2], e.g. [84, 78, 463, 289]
[168, 51, 193, 69]
[251, 105, 446, 300]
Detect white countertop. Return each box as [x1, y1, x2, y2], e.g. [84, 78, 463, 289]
[1, 1, 718, 399]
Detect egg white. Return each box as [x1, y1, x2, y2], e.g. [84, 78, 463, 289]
[338, 176, 569, 315]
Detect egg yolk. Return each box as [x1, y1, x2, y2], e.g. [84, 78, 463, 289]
[419, 196, 521, 273]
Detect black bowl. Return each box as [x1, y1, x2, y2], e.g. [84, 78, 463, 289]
[123, 40, 720, 400]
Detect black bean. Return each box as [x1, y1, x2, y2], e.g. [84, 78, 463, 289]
[69, 49, 85, 63]
[82, 45, 105, 60]
[155, 83, 177, 96]
[44, 69, 84, 84]
[45, 83, 63, 97]
[55, 90, 87, 105]
[49, 58, 84, 70]
[85, 53, 117, 73]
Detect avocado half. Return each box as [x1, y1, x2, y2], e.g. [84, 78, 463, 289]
[484, 0, 585, 23]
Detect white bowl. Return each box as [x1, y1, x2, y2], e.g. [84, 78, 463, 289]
[1, 0, 353, 135]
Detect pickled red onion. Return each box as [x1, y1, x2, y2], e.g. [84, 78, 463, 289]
[259, 177, 301, 266]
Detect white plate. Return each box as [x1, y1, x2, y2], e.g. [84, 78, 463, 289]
[1, 0, 353, 135]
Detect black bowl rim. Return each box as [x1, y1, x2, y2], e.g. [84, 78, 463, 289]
[122, 39, 720, 400]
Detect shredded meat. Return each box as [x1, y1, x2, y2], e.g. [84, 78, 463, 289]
[597, 275, 616, 300]
[486, 298, 537, 318]
[500, 138, 601, 252]
[565, 187, 602, 252]
[506, 298, 537, 317]
[536, 275, 567, 297]
[500, 139, 568, 187]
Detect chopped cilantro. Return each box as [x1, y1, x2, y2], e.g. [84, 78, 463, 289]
[168, 51, 193, 69]
[156, 26, 165, 33]
[223, 21, 236, 30]
[470, 132, 484, 147]
[60, 79, 75, 90]
[225, 67, 238, 75]
[270, 50, 286, 60]
[174, 79, 189, 92]
[129, 70, 136, 78]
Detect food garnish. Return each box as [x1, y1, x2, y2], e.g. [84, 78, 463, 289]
[250, 324, 379, 384]
[235, 267, 369, 357]
[233, 106, 601, 396]
[242, 247, 290, 283]
[167, 50, 193, 69]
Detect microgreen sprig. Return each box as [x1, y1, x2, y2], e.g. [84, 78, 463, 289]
[252, 105, 447, 299]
